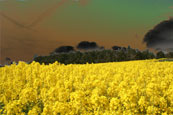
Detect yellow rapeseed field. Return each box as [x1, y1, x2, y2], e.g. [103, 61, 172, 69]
[0, 59, 173, 115]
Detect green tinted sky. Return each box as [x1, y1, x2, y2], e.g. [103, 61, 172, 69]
[0, 0, 173, 63]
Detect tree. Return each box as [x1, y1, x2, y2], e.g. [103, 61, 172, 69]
[135, 51, 144, 60]
[127, 45, 131, 50]
[142, 49, 155, 59]
[99, 46, 105, 50]
[33, 54, 38, 60]
[112, 46, 121, 50]
[53, 46, 75, 54]
[166, 52, 173, 58]
[121, 47, 127, 51]
[77, 41, 98, 50]
[156, 51, 165, 59]
[5, 57, 12, 65]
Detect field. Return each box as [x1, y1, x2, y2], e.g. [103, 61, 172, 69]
[0, 59, 173, 114]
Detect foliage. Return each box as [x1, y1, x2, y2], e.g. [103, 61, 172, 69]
[52, 46, 75, 54]
[34, 48, 157, 65]
[156, 51, 166, 59]
[77, 41, 98, 50]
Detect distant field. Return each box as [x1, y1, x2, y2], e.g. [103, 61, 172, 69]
[0, 59, 173, 114]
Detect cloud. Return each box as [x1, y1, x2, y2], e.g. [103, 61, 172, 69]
[143, 19, 173, 52]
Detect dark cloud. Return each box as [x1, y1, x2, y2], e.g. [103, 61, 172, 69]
[143, 19, 173, 52]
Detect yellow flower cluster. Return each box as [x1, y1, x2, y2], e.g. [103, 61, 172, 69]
[0, 59, 173, 114]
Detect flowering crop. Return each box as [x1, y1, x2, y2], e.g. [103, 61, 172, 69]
[0, 59, 173, 114]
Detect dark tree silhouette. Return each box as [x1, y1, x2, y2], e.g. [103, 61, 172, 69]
[77, 41, 98, 50]
[112, 46, 121, 50]
[156, 51, 165, 59]
[122, 47, 127, 51]
[166, 52, 173, 58]
[54, 46, 75, 53]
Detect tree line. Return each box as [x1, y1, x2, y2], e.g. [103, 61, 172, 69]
[32, 41, 173, 65]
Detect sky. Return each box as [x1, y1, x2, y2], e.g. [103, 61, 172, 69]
[0, 0, 173, 64]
